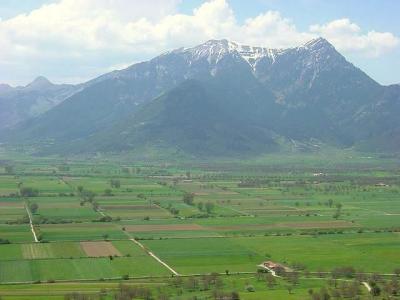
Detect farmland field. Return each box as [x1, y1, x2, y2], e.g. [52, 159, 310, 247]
[0, 153, 400, 299]
[80, 241, 122, 257]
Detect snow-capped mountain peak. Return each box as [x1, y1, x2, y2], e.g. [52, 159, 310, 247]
[302, 37, 332, 49]
[179, 39, 283, 68]
[161, 37, 336, 72]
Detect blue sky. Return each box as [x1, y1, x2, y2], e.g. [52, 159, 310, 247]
[0, 0, 399, 85]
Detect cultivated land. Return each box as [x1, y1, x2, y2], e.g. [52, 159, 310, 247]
[0, 152, 400, 299]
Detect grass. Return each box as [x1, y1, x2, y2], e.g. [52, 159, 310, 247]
[0, 153, 400, 299]
[0, 244, 23, 260]
[232, 233, 400, 273]
[111, 240, 149, 257]
[0, 224, 33, 243]
[18, 176, 72, 196]
[0, 256, 171, 283]
[21, 242, 85, 259]
[0, 201, 26, 223]
[142, 237, 264, 274]
[39, 223, 127, 241]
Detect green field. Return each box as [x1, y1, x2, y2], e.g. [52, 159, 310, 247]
[38, 223, 127, 241]
[0, 256, 170, 283]
[0, 153, 399, 299]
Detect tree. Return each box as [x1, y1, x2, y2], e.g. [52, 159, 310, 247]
[158, 292, 170, 300]
[371, 285, 381, 297]
[385, 277, 399, 296]
[170, 207, 179, 215]
[110, 179, 121, 188]
[370, 273, 381, 283]
[287, 271, 299, 285]
[286, 285, 293, 294]
[0, 238, 10, 244]
[331, 266, 355, 279]
[202, 275, 211, 290]
[81, 190, 96, 203]
[311, 287, 331, 300]
[4, 165, 14, 174]
[266, 273, 276, 289]
[77, 186, 84, 194]
[29, 202, 39, 214]
[331, 289, 341, 299]
[319, 287, 331, 300]
[246, 285, 255, 292]
[185, 277, 198, 291]
[137, 193, 146, 199]
[170, 276, 183, 288]
[333, 204, 342, 219]
[205, 202, 214, 214]
[103, 189, 113, 196]
[256, 269, 264, 281]
[20, 187, 39, 197]
[64, 292, 92, 300]
[99, 215, 112, 222]
[92, 202, 99, 211]
[183, 192, 194, 206]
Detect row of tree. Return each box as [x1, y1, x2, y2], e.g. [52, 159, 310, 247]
[182, 192, 215, 214]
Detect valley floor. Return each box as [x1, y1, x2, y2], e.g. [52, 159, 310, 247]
[0, 153, 399, 299]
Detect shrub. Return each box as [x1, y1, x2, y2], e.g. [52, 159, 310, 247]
[245, 285, 255, 292]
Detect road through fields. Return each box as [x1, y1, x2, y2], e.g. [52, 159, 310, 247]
[25, 202, 38, 242]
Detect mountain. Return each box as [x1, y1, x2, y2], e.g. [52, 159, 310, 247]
[69, 77, 281, 157]
[0, 84, 13, 94]
[351, 84, 400, 152]
[0, 77, 80, 130]
[25, 76, 53, 90]
[2, 38, 399, 157]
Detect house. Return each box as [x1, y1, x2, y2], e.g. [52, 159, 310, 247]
[257, 261, 291, 273]
[313, 172, 325, 177]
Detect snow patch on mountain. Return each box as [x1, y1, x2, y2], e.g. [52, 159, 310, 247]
[169, 38, 334, 72]
[166, 39, 283, 69]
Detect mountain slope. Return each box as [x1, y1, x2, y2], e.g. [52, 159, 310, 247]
[352, 84, 400, 151]
[5, 40, 267, 144]
[73, 77, 280, 156]
[2, 38, 400, 157]
[0, 77, 79, 130]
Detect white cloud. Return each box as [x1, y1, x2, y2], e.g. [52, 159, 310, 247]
[0, 0, 398, 85]
[310, 18, 399, 57]
[239, 11, 313, 48]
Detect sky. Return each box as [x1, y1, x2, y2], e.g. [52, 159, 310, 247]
[0, 0, 399, 86]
